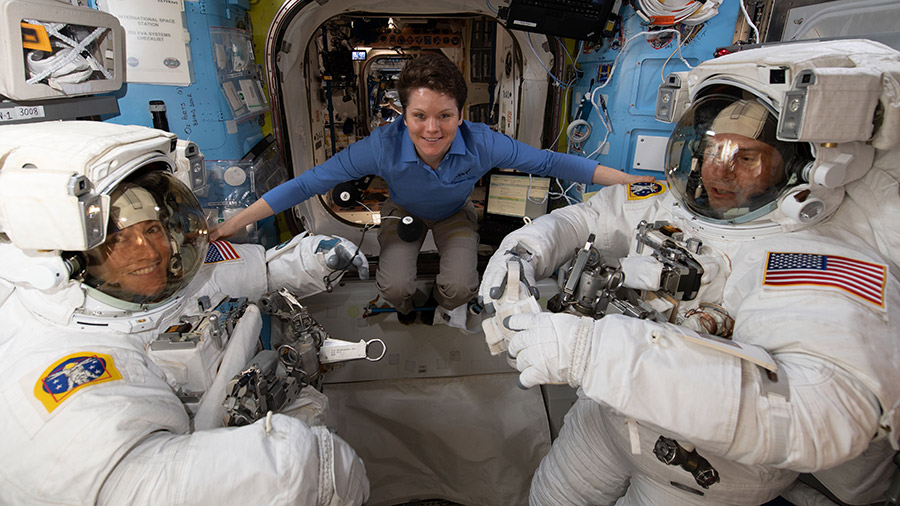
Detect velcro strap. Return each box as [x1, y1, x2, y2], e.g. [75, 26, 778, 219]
[313, 426, 335, 506]
[761, 367, 792, 463]
[567, 316, 595, 387]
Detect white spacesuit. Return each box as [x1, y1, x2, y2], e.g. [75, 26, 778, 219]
[480, 40, 900, 505]
[0, 121, 370, 505]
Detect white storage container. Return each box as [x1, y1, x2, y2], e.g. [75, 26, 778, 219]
[0, 0, 124, 100]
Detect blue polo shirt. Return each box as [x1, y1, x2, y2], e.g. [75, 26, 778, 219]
[262, 117, 596, 221]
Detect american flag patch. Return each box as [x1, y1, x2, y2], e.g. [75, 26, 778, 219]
[763, 252, 887, 307]
[205, 240, 240, 263]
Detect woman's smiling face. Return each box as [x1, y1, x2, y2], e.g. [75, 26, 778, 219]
[403, 87, 462, 169]
[88, 219, 172, 297]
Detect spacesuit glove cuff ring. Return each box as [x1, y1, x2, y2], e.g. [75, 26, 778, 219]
[567, 317, 595, 388]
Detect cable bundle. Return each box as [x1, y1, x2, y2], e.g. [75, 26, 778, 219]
[634, 0, 722, 26]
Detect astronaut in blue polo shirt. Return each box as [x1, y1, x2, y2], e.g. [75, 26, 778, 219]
[213, 53, 652, 324]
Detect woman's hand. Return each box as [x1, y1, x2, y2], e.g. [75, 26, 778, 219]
[210, 220, 236, 241]
[209, 199, 277, 242]
[592, 164, 657, 185]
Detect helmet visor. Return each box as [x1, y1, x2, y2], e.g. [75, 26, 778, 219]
[665, 94, 799, 223]
[82, 170, 208, 307]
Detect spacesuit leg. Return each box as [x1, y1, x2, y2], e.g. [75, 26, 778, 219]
[530, 396, 630, 506]
[376, 199, 426, 314]
[812, 436, 895, 504]
[534, 395, 793, 506]
[428, 200, 479, 310]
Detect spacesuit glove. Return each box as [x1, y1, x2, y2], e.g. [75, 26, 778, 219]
[267, 233, 368, 296]
[478, 241, 538, 312]
[317, 236, 369, 280]
[281, 385, 329, 427]
[505, 312, 595, 389]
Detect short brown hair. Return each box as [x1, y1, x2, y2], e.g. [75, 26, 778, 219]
[397, 53, 467, 113]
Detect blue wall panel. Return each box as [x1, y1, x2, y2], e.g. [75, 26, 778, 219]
[104, 0, 263, 160]
[569, 2, 741, 192]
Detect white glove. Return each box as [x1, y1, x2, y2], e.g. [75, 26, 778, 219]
[281, 386, 329, 427]
[317, 236, 369, 281]
[478, 242, 538, 311]
[267, 233, 368, 296]
[479, 246, 542, 356]
[505, 312, 596, 389]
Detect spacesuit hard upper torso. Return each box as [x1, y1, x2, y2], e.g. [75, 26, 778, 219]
[0, 238, 368, 506]
[502, 179, 899, 504]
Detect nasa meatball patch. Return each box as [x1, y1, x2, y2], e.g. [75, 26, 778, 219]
[33, 352, 123, 413]
[626, 181, 665, 200]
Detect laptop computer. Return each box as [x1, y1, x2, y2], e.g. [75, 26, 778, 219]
[478, 171, 552, 246]
[502, 0, 617, 42]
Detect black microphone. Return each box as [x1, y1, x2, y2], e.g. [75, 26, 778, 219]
[397, 215, 425, 242]
[331, 176, 374, 208]
[331, 182, 361, 208]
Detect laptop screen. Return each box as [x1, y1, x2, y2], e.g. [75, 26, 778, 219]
[485, 173, 551, 219]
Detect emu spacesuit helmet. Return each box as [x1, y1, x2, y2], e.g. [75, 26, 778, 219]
[664, 87, 811, 225]
[79, 169, 208, 309]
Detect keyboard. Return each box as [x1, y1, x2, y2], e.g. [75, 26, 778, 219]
[520, 0, 607, 20]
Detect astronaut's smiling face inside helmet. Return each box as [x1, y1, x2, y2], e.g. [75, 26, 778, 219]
[700, 133, 785, 212]
[84, 182, 177, 304]
[76, 171, 207, 309]
[88, 219, 173, 297]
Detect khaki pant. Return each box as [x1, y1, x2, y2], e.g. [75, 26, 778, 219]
[375, 199, 479, 314]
